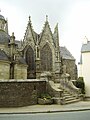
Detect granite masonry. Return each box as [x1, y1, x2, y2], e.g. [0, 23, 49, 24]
[0, 13, 80, 107]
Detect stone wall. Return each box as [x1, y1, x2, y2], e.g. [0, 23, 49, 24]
[0, 79, 46, 107]
[14, 64, 27, 79]
[0, 61, 10, 79]
[62, 59, 77, 80]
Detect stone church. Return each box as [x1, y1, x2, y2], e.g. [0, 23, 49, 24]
[0, 14, 77, 80]
[0, 13, 81, 107]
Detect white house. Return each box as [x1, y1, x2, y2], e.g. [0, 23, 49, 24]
[78, 39, 90, 97]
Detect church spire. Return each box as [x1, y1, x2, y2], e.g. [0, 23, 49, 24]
[29, 16, 31, 24]
[24, 16, 34, 39]
[42, 15, 51, 33]
[46, 15, 48, 22]
[28, 16, 33, 28]
[27, 15, 34, 32]
[54, 23, 59, 48]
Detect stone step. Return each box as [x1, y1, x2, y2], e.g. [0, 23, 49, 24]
[64, 95, 76, 99]
[63, 90, 80, 104]
[52, 97, 80, 105]
[63, 92, 77, 97]
[63, 91, 77, 97]
[65, 97, 77, 101]
[65, 98, 80, 104]
[63, 93, 71, 96]
[63, 91, 70, 94]
[50, 82, 80, 105]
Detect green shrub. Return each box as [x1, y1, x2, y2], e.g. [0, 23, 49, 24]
[75, 77, 85, 94]
[40, 93, 52, 99]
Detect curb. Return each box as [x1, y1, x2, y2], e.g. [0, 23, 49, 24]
[0, 108, 90, 114]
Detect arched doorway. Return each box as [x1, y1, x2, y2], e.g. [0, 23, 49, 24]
[25, 46, 36, 79]
[40, 44, 52, 71]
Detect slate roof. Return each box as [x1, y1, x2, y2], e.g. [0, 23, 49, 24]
[79, 41, 90, 64]
[0, 30, 10, 44]
[19, 57, 27, 65]
[81, 41, 90, 52]
[60, 46, 75, 60]
[0, 49, 9, 61]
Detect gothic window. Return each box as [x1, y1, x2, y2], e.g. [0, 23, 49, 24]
[37, 47, 39, 58]
[40, 44, 52, 71]
[25, 46, 36, 79]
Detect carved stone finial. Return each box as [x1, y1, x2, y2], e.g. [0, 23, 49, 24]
[29, 16, 31, 21]
[46, 15, 48, 21]
[11, 32, 15, 41]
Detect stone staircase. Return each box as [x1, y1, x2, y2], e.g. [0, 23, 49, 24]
[47, 81, 81, 105]
[62, 90, 81, 104]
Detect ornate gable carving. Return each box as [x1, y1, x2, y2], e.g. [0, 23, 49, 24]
[22, 16, 37, 49]
[39, 19, 54, 46]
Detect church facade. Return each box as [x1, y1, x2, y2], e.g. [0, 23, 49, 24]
[0, 13, 80, 106]
[0, 13, 77, 81]
[20, 16, 61, 80]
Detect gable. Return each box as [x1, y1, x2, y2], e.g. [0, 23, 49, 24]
[39, 21, 54, 45]
[23, 17, 37, 48]
[25, 25, 35, 43]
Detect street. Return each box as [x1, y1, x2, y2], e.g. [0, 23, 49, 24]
[0, 110, 90, 120]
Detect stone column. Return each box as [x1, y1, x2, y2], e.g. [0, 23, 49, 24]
[9, 32, 16, 79]
[55, 50, 61, 82]
[35, 45, 41, 78]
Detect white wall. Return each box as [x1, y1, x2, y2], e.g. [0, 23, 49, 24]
[79, 52, 90, 97]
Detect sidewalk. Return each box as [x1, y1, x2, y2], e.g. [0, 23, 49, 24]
[0, 101, 90, 114]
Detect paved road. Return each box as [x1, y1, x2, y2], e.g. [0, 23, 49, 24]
[0, 110, 90, 120]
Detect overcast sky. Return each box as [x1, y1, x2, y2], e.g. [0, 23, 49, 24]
[0, 0, 90, 64]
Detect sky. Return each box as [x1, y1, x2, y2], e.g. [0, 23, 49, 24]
[0, 0, 90, 64]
